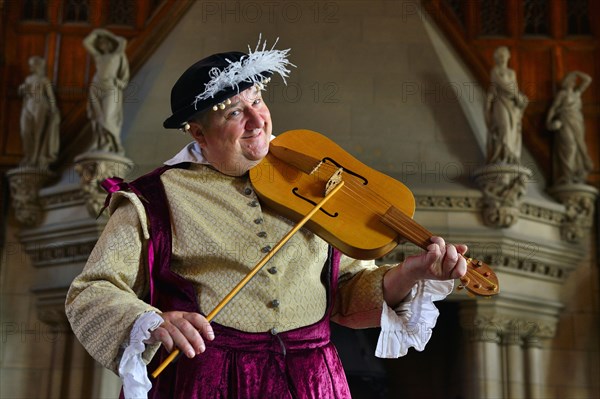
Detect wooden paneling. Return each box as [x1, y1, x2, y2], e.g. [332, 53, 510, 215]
[518, 46, 553, 102]
[0, 0, 194, 170]
[424, 0, 600, 187]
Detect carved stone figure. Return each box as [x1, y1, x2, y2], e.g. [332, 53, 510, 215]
[546, 71, 593, 185]
[18, 56, 60, 168]
[484, 46, 528, 165]
[83, 28, 129, 154]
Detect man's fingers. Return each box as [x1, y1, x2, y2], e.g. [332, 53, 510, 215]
[429, 236, 446, 249]
[444, 244, 458, 266]
[183, 313, 215, 341]
[443, 244, 468, 279]
[450, 257, 467, 279]
[150, 311, 214, 358]
[150, 327, 174, 352]
[163, 322, 197, 358]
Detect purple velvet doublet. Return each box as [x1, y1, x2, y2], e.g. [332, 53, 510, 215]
[111, 165, 351, 398]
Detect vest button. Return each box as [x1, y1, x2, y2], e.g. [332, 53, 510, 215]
[267, 266, 277, 274]
[261, 245, 272, 253]
[254, 218, 263, 224]
[244, 187, 252, 195]
[270, 299, 280, 308]
[257, 231, 267, 238]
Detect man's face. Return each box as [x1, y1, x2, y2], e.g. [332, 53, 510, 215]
[190, 85, 272, 176]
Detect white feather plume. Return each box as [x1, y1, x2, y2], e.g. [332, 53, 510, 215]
[193, 34, 295, 108]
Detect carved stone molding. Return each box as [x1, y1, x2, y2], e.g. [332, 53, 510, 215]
[483, 254, 565, 280]
[548, 183, 598, 243]
[473, 164, 532, 228]
[519, 202, 564, 226]
[33, 288, 71, 329]
[74, 151, 134, 217]
[25, 239, 97, 268]
[414, 193, 565, 227]
[415, 195, 481, 210]
[6, 167, 56, 226]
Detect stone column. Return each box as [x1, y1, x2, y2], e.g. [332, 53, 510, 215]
[524, 337, 544, 399]
[504, 327, 526, 399]
[460, 309, 503, 399]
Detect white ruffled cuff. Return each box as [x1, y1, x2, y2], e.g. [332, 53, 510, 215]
[375, 279, 453, 358]
[118, 311, 164, 399]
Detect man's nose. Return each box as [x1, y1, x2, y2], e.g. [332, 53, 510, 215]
[245, 107, 264, 130]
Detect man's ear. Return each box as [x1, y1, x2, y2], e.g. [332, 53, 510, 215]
[188, 123, 207, 147]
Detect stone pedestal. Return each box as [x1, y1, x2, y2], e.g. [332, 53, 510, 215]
[74, 151, 134, 217]
[6, 167, 57, 226]
[473, 164, 532, 228]
[548, 183, 598, 242]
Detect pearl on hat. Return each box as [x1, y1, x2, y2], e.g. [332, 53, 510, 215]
[180, 122, 191, 134]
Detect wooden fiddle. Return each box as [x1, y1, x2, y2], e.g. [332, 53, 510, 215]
[250, 129, 499, 297]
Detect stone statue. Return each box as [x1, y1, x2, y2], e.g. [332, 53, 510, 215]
[546, 71, 593, 185]
[484, 46, 529, 165]
[83, 28, 129, 154]
[18, 56, 60, 168]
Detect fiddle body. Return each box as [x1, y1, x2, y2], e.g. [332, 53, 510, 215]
[250, 129, 499, 297]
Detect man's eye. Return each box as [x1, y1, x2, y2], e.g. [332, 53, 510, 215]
[253, 98, 262, 105]
[227, 110, 241, 118]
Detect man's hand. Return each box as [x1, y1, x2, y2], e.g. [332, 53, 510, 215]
[146, 311, 214, 358]
[407, 236, 468, 281]
[383, 236, 467, 307]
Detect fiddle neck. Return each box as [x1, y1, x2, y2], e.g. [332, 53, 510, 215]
[381, 206, 433, 251]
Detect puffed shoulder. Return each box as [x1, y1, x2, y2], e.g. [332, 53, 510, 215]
[108, 191, 150, 240]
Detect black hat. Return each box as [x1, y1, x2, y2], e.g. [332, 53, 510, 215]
[163, 38, 294, 129]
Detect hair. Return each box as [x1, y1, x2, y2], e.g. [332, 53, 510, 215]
[189, 108, 212, 128]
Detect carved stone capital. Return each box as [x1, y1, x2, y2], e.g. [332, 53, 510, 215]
[74, 151, 134, 217]
[6, 167, 56, 226]
[548, 183, 598, 243]
[473, 164, 532, 228]
[460, 312, 557, 344]
[459, 297, 560, 348]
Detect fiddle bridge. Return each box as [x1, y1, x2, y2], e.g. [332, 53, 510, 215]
[325, 168, 344, 196]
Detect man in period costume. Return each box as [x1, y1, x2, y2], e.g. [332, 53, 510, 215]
[66, 38, 467, 399]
